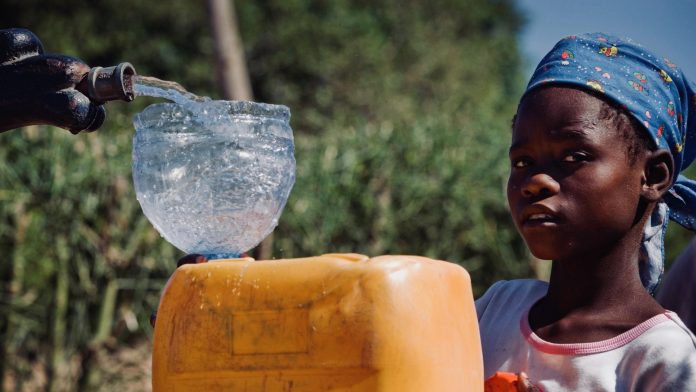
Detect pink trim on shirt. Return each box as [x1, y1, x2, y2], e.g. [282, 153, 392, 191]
[520, 310, 674, 355]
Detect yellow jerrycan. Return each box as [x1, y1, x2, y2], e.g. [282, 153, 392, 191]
[152, 254, 483, 391]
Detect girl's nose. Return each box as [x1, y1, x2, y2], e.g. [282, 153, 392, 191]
[521, 173, 560, 198]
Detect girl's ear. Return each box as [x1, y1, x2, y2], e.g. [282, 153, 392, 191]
[642, 149, 674, 201]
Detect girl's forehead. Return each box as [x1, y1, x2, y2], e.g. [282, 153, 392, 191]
[517, 86, 603, 121]
[511, 87, 626, 147]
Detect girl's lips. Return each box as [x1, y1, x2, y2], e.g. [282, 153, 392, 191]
[527, 213, 555, 221]
[520, 205, 561, 227]
[522, 216, 560, 228]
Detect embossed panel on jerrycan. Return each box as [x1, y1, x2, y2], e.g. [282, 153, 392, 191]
[152, 254, 483, 391]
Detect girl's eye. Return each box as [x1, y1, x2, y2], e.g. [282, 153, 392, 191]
[562, 152, 589, 163]
[512, 157, 531, 168]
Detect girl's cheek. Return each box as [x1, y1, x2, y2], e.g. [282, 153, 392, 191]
[506, 184, 518, 203]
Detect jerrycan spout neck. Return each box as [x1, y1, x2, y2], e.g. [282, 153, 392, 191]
[77, 62, 136, 104]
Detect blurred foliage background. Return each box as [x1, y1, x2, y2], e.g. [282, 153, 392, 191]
[0, 0, 692, 390]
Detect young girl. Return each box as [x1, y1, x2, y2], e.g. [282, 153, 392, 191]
[476, 33, 696, 390]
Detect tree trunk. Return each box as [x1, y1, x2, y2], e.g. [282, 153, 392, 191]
[207, 0, 253, 101]
[207, 0, 273, 260]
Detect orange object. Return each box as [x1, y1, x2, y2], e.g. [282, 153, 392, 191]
[484, 372, 520, 392]
[152, 254, 483, 391]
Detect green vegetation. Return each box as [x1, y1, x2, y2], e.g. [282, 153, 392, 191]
[6, 0, 691, 390]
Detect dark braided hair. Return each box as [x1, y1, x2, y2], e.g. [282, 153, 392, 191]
[597, 97, 655, 164]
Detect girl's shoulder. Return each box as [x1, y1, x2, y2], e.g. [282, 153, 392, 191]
[475, 279, 547, 322]
[629, 311, 696, 354]
[481, 279, 548, 295]
[617, 312, 696, 390]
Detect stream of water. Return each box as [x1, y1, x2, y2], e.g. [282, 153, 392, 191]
[133, 75, 211, 105]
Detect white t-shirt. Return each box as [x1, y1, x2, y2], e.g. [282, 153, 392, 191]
[476, 279, 696, 391]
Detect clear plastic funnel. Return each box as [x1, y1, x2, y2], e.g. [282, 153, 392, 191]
[132, 100, 295, 259]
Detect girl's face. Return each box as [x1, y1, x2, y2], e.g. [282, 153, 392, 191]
[507, 86, 646, 261]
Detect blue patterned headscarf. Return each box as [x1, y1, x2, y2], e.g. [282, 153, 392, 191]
[523, 33, 696, 294]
